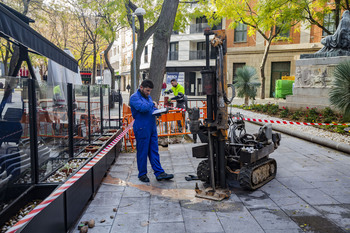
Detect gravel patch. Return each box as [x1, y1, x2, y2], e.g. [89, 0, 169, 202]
[230, 107, 350, 145]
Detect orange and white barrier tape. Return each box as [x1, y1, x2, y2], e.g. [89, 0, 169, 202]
[169, 107, 186, 112]
[232, 117, 350, 126]
[6, 121, 134, 233]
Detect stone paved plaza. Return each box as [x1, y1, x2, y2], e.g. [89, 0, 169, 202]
[74, 123, 350, 233]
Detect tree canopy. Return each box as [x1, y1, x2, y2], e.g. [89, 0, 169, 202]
[204, 0, 304, 98]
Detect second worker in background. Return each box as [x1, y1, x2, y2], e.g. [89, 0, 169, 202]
[164, 78, 187, 131]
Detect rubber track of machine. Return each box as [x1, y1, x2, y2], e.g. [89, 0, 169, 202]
[197, 159, 210, 183]
[238, 166, 253, 190]
[239, 158, 277, 191]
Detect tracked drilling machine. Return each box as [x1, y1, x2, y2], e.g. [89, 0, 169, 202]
[188, 29, 281, 200]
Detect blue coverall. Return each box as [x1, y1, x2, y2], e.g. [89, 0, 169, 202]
[129, 90, 165, 178]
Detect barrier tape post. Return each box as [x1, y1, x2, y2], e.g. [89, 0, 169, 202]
[6, 121, 134, 233]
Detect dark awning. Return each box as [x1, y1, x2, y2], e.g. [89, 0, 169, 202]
[0, 3, 78, 73]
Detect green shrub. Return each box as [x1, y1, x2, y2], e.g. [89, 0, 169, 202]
[279, 106, 289, 118]
[322, 107, 335, 118]
[305, 114, 318, 123]
[250, 104, 263, 111]
[330, 60, 350, 119]
[305, 107, 320, 123]
[291, 110, 303, 120]
[262, 104, 269, 112]
[268, 104, 279, 115]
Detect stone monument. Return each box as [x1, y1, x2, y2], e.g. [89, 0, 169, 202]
[285, 10, 350, 110]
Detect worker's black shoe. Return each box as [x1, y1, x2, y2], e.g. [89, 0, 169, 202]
[156, 172, 174, 181]
[139, 175, 150, 182]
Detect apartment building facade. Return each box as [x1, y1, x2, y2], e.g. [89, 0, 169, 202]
[225, 20, 332, 98]
[109, 27, 133, 91]
[109, 16, 221, 94]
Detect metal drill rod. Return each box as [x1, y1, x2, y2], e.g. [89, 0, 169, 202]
[208, 129, 215, 191]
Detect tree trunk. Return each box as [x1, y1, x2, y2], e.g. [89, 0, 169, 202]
[259, 38, 272, 99]
[92, 42, 97, 84]
[346, 0, 350, 11]
[104, 42, 115, 89]
[129, 27, 158, 94]
[244, 95, 249, 106]
[4, 41, 10, 76]
[149, 0, 180, 102]
[22, 0, 30, 15]
[8, 45, 20, 76]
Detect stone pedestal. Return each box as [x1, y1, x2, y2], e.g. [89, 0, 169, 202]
[285, 56, 350, 110]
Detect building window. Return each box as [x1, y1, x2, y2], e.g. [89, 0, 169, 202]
[197, 42, 205, 51]
[232, 63, 246, 83]
[190, 42, 216, 60]
[196, 16, 208, 24]
[234, 23, 247, 43]
[190, 17, 209, 34]
[169, 42, 178, 60]
[144, 45, 148, 63]
[323, 11, 336, 36]
[276, 22, 290, 38]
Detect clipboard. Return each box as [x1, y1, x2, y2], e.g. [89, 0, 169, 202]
[152, 107, 168, 115]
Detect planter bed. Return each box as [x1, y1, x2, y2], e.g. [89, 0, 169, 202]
[65, 168, 93, 231]
[0, 184, 65, 233]
[0, 129, 123, 232]
[44, 158, 87, 183]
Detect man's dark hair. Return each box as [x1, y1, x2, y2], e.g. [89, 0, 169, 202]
[170, 78, 177, 82]
[141, 79, 154, 89]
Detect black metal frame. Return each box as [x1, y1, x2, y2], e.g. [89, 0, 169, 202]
[68, 83, 74, 158]
[100, 85, 104, 134]
[87, 85, 91, 144]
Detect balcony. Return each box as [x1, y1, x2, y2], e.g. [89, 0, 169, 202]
[168, 51, 178, 61]
[189, 50, 216, 60]
[189, 23, 222, 34]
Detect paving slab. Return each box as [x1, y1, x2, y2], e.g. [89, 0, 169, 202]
[110, 213, 149, 233]
[118, 197, 150, 214]
[73, 122, 350, 233]
[148, 222, 186, 233]
[181, 208, 224, 233]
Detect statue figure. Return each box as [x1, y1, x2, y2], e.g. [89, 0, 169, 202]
[316, 10, 350, 55]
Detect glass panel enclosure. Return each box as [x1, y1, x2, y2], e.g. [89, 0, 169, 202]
[0, 77, 32, 212]
[89, 85, 101, 139]
[73, 85, 90, 151]
[102, 85, 110, 131]
[37, 81, 69, 181]
[0, 78, 116, 213]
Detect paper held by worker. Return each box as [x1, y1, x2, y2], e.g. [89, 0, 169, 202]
[152, 108, 168, 115]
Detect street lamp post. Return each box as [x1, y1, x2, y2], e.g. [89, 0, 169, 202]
[132, 8, 146, 93]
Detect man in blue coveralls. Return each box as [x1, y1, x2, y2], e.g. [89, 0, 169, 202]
[130, 79, 174, 182]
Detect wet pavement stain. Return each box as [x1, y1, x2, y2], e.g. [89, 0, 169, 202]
[102, 174, 200, 203]
[291, 216, 345, 233]
[181, 199, 244, 212]
[103, 175, 244, 211]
